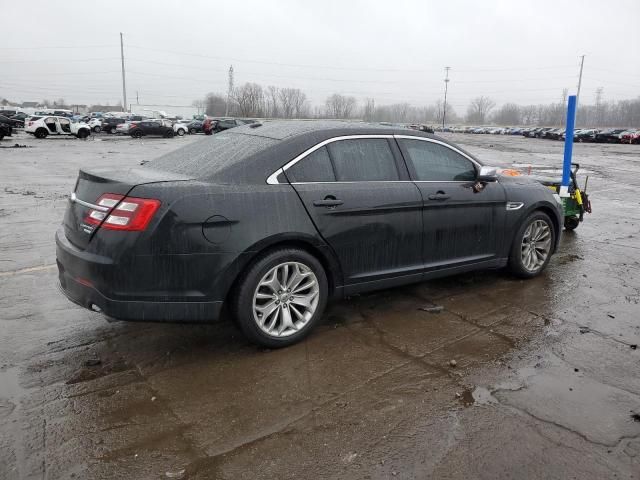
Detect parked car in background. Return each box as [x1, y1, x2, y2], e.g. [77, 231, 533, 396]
[88, 118, 103, 132]
[129, 119, 175, 138]
[101, 117, 127, 134]
[574, 129, 598, 142]
[0, 122, 12, 140]
[595, 129, 627, 143]
[25, 116, 91, 139]
[0, 114, 22, 129]
[619, 129, 639, 144]
[173, 120, 189, 136]
[203, 117, 247, 135]
[187, 120, 203, 134]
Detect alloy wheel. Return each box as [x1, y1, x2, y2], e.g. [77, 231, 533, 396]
[252, 262, 319, 337]
[521, 219, 551, 272]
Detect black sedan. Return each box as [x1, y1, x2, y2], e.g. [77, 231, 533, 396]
[56, 121, 563, 347]
[129, 120, 175, 138]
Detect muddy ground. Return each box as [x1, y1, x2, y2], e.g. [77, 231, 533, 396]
[1, 130, 639, 479]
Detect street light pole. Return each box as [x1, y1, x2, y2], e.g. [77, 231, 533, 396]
[120, 33, 127, 112]
[442, 67, 450, 130]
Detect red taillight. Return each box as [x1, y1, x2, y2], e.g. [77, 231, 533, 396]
[84, 193, 161, 231]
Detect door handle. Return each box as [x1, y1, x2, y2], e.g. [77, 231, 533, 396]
[313, 196, 343, 208]
[428, 191, 450, 201]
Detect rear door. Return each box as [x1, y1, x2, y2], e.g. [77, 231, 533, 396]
[285, 136, 423, 289]
[396, 135, 506, 271]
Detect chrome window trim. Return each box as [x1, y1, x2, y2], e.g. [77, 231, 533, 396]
[266, 134, 395, 185]
[70, 192, 110, 212]
[393, 134, 482, 170]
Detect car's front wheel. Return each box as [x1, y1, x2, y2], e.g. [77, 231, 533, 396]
[232, 248, 328, 348]
[508, 211, 555, 278]
[177, 128, 185, 136]
[93, 126, 101, 133]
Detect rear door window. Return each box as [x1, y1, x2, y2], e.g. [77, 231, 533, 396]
[327, 138, 398, 181]
[399, 139, 476, 182]
[286, 146, 335, 183]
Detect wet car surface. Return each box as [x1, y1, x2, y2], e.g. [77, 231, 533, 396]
[1, 132, 639, 479]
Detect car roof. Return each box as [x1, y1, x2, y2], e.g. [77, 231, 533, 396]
[146, 120, 482, 184]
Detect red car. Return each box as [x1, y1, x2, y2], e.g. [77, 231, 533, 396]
[620, 129, 640, 144]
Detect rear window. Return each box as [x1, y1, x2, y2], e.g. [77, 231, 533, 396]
[286, 146, 335, 183]
[145, 132, 277, 177]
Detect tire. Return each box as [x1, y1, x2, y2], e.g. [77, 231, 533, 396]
[109, 127, 117, 134]
[564, 216, 580, 231]
[164, 130, 175, 138]
[231, 248, 329, 348]
[189, 128, 197, 135]
[0, 134, 4, 141]
[93, 126, 102, 133]
[76, 129, 89, 139]
[508, 211, 556, 278]
[35, 128, 48, 139]
[205, 130, 213, 135]
[131, 130, 143, 139]
[177, 128, 185, 136]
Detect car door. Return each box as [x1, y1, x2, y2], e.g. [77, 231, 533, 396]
[284, 136, 423, 292]
[44, 117, 58, 134]
[396, 135, 506, 271]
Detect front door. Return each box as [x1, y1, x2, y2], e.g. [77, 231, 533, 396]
[286, 137, 423, 290]
[396, 136, 506, 271]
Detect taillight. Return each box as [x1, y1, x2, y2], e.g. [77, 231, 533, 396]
[85, 193, 161, 231]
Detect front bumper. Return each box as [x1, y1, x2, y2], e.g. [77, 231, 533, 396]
[55, 227, 223, 322]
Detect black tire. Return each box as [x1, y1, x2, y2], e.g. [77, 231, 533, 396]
[231, 248, 329, 348]
[508, 211, 556, 279]
[109, 127, 117, 134]
[564, 216, 580, 231]
[205, 130, 213, 135]
[131, 130, 143, 139]
[164, 130, 175, 138]
[35, 128, 48, 139]
[76, 129, 89, 139]
[177, 128, 185, 136]
[93, 126, 102, 133]
[189, 128, 197, 135]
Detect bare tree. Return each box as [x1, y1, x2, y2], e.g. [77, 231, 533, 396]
[203, 93, 227, 116]
[325, 93, 357, 119]
[466, 96, 496, 124]
[266, 86, 279, 118]
[278, 88, 297, 118]
[363, 98, 375, 121]
[233, 83, 264, 117]
[492, 103, 521, 125]
[291, 89, 307, 118]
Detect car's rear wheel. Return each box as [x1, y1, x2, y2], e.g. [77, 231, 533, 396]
[164, 130, 175, 138]
[35, 128, 48, 139]
[177, 128, 185, 136]
[93, 126, 101, 133]
[131, 130, 143, 138]
[508, 211, 555, 278]
[109, 127, 117, 134]
[189, 128, 197, 135]
[232, 248, 328, 348]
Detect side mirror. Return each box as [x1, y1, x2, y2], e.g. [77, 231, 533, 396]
[477, 166, 498, 182]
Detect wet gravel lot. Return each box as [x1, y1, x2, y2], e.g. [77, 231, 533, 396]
[1, 131, 639, 479]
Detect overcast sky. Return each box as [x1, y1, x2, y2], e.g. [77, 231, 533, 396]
[2, 0, 639, 112]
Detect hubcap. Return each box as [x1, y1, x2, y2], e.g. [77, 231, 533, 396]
[521, 219, 551, 272]
[252, 262, 319, 337]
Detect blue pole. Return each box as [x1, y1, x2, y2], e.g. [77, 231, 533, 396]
[560, 95, 577, 197]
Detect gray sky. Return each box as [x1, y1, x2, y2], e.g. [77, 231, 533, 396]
[2, 0, 639, 112]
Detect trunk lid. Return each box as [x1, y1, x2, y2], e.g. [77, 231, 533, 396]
[63, 167, 193, 249]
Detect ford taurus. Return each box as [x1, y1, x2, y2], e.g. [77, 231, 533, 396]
[56, 121, 563, 347]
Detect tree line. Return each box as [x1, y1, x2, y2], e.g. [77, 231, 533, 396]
[195, 82, 639, 128]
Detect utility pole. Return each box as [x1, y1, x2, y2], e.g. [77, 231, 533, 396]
[442, 67, 450, 130]
[136, 91, 139, 105]
[120, 33, 127, 112]
[225, 65, 234, 117]
[576, 55, 585, 106]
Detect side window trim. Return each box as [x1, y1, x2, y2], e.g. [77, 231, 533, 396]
[266, 134, 395, 184]
[394, 134, 480, 182]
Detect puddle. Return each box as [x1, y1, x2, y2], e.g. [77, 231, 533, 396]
[458, 386, 497, 407]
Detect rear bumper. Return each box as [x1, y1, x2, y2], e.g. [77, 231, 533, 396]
[55, 227, 224, 322]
